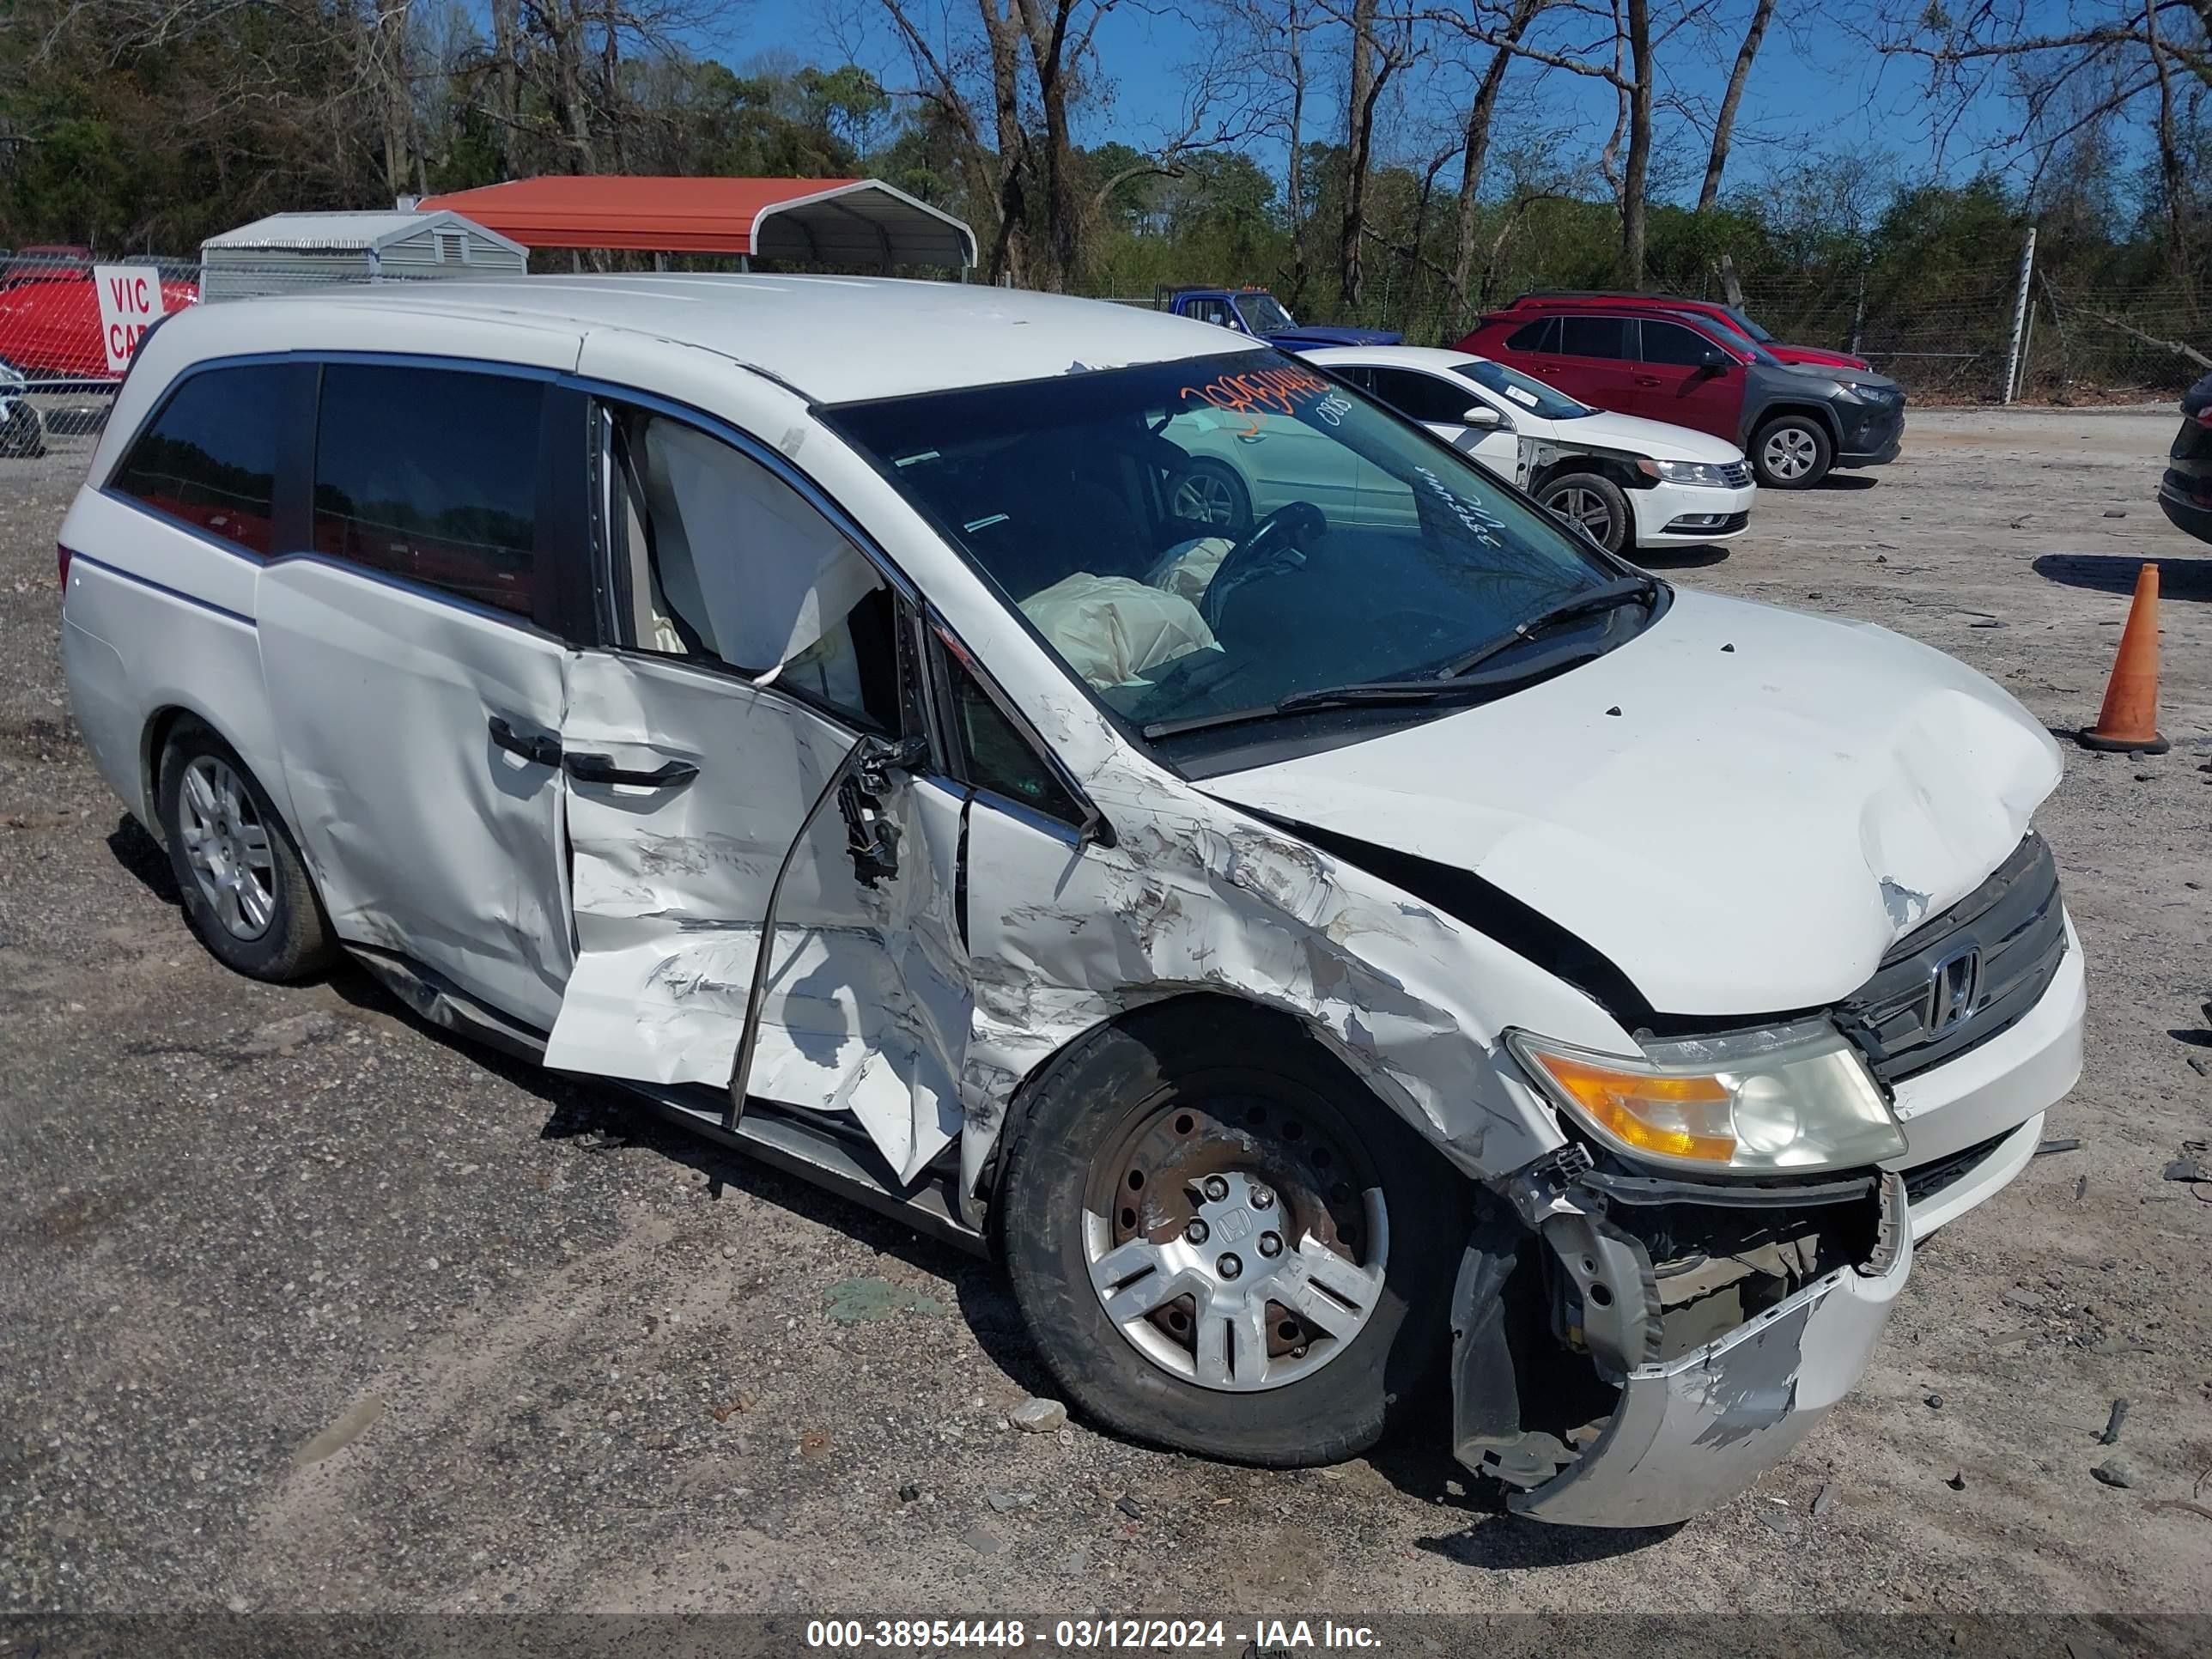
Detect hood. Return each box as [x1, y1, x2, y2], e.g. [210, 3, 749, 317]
[1539, 409, 1744, 465]
[1272, 325, 1404, 347]
[1774, 363, 1903, 398]
[1771, 343, 1873, 373]
[1201, 590, 2062, 1018]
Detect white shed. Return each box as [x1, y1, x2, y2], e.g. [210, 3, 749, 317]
[198, 210, 529, 303]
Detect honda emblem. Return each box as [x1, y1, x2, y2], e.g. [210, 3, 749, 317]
[1926, 946, 1982, 1035]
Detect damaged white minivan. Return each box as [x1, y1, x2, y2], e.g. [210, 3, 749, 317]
[59, 278, 2085, 1527]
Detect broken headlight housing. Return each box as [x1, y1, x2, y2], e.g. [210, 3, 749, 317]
[1505, 1019, 1906, 1175]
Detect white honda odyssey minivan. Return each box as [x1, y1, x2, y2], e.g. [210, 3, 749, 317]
[59, 276, 2084, 1528]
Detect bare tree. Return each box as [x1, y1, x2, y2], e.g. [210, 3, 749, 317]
[1338, 0, 1415, 308]
[1449, 0, 1545, 325]
[1697, 0, 1778, 213]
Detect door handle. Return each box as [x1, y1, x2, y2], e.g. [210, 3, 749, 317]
[562, 752, 700, 789]
[488, 714, 562, 768]
[1633, 374, 1661, 386]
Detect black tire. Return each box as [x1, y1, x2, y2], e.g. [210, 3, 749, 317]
[155, 719, 335, 981]
[1750, 413, 1833, 489]
[1539, 471, 1632, 555]
[1170, 457, 1253, 537]
[998, 999, 1467, 1467]
[1, 401, 44, 459]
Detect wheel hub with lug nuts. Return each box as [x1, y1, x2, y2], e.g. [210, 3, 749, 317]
[1083, 1100, 1389, 1392]
[1763, 427, 1817, 479]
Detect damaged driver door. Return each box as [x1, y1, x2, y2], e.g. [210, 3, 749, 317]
[540, 400, 972, 1185]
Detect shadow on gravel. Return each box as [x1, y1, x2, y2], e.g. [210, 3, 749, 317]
[1412, 1512, 1683, 1566]
[105, 813, 177, 903]
[1810, 474, 1880, 491]
[2033, 553, 2212, 600]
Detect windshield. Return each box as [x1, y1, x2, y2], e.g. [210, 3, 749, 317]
[825, 349, 1635, 761]
[1681, 310, 1784, 367]
[1233, 294, 1297, 333]
[1725, 307, 1775, 343]
[1455, 360, 1594, 421]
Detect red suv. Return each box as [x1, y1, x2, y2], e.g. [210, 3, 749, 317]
[1458, 300, 1905, 489]
[1487, 291, 1870, 372]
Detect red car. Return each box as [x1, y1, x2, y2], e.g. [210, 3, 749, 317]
[1485, 291, 1871, 373]
[1457, 296, 1905, 489]
[0, 264, 198, 382]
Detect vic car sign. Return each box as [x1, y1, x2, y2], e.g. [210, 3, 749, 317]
[93, 265, 167, 374]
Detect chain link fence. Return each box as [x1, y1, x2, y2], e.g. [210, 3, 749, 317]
[1115, 257, 2208, 406]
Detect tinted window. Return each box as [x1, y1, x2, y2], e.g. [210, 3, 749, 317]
[945, 646, 1085, 825]
[313, 364, 542, 617]
[1504, 318, 1556, 352]
[111, 364, 289, 553]
[1558, 316, 1629, 360]
[1370, 368, 1481, 424]
[1641, 319, 1721, 366]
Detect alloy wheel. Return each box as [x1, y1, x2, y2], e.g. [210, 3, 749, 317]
[1761, 426, 1819, 481]
[1551, 486, 1616, 547]
[176, 755, 276, 940]
[1172, 471, 1240, 529]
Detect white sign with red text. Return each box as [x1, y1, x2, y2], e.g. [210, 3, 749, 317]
[93, 265, 167, 374]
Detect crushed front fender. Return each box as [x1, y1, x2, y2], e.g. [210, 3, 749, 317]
[1500, 1172, 1911, 1527]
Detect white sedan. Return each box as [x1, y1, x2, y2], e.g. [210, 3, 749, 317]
[1301, 344, 1759, 556]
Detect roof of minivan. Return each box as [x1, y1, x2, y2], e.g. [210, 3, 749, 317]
[230, 275, 1256, 404]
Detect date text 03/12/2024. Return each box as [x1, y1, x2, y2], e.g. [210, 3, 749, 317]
[803, 1619, 1383, 1651]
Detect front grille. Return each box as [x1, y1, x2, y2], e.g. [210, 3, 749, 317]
[1718, 460, 1753, 489]
[1902, 1131, 2010, 1207]
[1835, 833, 2067, 1085]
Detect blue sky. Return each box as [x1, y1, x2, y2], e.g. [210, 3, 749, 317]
[720, 1, 2059, 204]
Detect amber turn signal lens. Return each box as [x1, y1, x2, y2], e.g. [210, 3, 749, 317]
[1523, 1051, 1736, 1164]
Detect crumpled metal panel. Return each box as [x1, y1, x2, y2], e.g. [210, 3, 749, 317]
[543, 653, 970, 1184]
[257, 559, 574, 1030]
[1507, 1181, 1915, 1528]
[950, 726, 1631, 1189]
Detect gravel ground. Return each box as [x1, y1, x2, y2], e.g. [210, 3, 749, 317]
[3, 407, 2209, 1621]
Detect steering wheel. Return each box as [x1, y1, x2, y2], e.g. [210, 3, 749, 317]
[1200, 501, 1327, 631]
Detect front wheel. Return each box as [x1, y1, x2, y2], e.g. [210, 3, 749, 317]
[998, 1000, 1464, 1466]
[1538, 471, 1632, 554]
[1752, 415, 1832, 489]
[1170, 458, 1253, 537]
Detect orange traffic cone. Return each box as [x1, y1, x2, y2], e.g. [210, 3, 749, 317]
[2079, 562, 2169, 754]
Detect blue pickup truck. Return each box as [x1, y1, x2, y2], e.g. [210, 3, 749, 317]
[1159, 286, 1401, 349]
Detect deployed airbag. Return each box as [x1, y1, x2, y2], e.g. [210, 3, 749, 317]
[1018, 572, 1217, 688]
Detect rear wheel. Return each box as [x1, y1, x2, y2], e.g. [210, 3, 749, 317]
[155, 720, 335, 981]
[1752, 415, 1832, 489]
[999, 1000, 1464, 1465]
[1538, 471, 1632, 554]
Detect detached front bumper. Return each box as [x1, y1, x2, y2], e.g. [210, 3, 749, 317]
[1450, 1158, 1913, 1528]
[1508, 1182, 1910, 1526]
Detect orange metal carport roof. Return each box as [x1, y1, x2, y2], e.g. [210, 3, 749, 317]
[416, 176, 975, 269]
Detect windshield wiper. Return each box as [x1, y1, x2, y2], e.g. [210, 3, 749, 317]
[1433, 574, 1659, 679]
[1141, 645, 1602, 739]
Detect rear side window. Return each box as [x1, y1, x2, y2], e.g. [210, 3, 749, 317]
[1558, 316, 1630, 360]
[1370, 368, 1480, 424]
[313, 364, 543, 618]
[1505, 318, 1556, 352]
[110, 364, 289, 554]
[1641, 319, 1720, 365]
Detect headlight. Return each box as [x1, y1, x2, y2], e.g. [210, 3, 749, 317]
[1505, 1020, 1905, 1175]
[1638, 459, 1730, 486]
